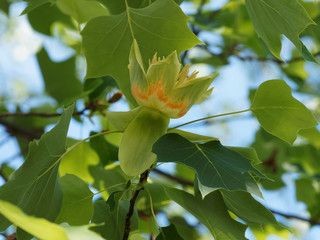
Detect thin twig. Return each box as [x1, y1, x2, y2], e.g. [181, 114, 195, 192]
[0, 91, 122, 119]
[123, 170, 150, 240]
[271, 209, 320, 226]
[153, 168, 193, 187]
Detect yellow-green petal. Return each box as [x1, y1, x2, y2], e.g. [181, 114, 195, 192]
[118, 107, 169, 176]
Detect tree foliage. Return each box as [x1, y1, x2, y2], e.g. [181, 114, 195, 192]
[0, 0, 319, 239]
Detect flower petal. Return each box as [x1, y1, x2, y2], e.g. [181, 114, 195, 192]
[146, 50, 181, 93]
[128, 40, 148, 94]
[168, 73, 218, 117]
[118, 107, 169, 176]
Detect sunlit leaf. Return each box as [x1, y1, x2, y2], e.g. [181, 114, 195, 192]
[250, 80, 318, 144]
[0, 200, 69, 240]
[0, 104, 74, 231]
[60, 141, 99, 183]
[56, 0, 109, 23]
[81, 0, 201, 105]
[0, 200, 104, 240]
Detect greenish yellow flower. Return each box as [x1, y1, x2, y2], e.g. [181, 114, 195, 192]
[129, 40, 218, 118]
[115, 40, 217, 176]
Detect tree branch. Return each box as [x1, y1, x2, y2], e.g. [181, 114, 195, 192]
[270, 209, 320, 226]
[153, 168, 193, 187]
[0, 91, 123, 119]
[123, 170, 150, 240]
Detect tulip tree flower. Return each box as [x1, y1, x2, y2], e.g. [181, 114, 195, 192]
[117, 40, 218, 176]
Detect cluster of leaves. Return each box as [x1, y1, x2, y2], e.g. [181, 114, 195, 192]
[0, 0, 319, 239]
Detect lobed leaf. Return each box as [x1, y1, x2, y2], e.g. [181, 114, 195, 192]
[0, 104, 74, 232]
[153, 133, 263, 198]
[245, 0, 316, 61]
[164, 187, 248, 240]
[81, 0, 201, 105]
[250, 80, 318, 144]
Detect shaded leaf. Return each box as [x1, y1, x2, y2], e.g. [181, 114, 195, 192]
[28, 2, 73, 35]
[89, 131, 118, 166]
[220, 190, 278, 226]
[245, 0, 315, 60]
[0, 104, 74, 231]
[37, 48, 83, 104]
[90, 165, 128, 199]
[91, 196, 138, 240]
[21, 0, 50, 15]
[56, 174, 94, 226]
[153, 133, 263, 198]
[250, 80, 318, 144]
[81, 0, 201, 105]
[156, 224, 183, 240]
[164, 187, 248, 240]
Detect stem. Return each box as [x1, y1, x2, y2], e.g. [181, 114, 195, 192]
[173, 109, 251, 129]
[123, 170, 149, 240]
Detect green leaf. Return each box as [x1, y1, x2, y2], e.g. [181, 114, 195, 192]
[299, 127, 320, 148]
[21, 0, 50, 15]
[37, 48, 83, 105]
[295, 178, 318, 207]
[81, 0, 201, 105]
[0, 200, 69, 240]
[0, 104, 74, 231]
[156, 224, 183, 240]
[55, 174, 94, 226]
[167, 128, 218, 142]
[89, 132, 118, 166]
[60, 141, 99, 183]
[164, 187, 248, 240]
[220, 190, 278, 226]
[90, 165, 128, 199]
[0, 200, 104, 240]
[153, 133, 263, 198]
[245, 0, 315, 60]
[169, 216, 201, 240]
[91, 196, 138, 239]
[227, 146, 261, 165]
[56, 0, 109, 23]
[0, 0, 9, 15]
[64, 225, 104, 240]
[106, 107, 142, 131]
[250, 80, 318, 144]
[103, 0, 183, 15]
[27, 2, 74, 35]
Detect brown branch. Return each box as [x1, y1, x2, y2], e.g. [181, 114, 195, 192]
[0, 91, 123, 119]
[270, 209, 320, 226]
[123, 170, 150, 240]
[153, 168, 193, 187]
